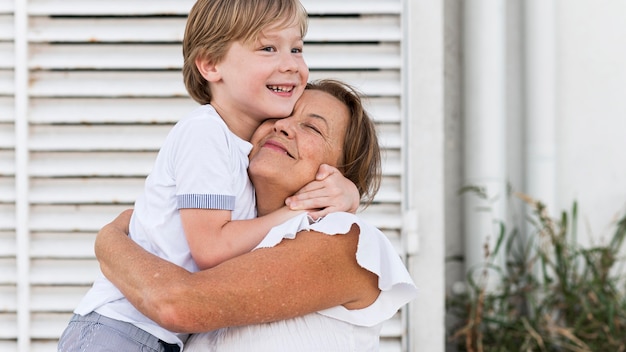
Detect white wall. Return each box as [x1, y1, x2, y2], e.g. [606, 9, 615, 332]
[556, 0, 626, 238]
[445, 0, 626, 325]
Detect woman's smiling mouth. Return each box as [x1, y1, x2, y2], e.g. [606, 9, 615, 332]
[262, 140, 294, 158]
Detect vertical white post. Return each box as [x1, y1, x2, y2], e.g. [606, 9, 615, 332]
[525, 0, 556, 210]
[462, 0, 508, 273]
[404, 0, 445, 350]
[14, 0, 30, 350]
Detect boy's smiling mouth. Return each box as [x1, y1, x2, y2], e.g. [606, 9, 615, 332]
[267, 85, 294, 93]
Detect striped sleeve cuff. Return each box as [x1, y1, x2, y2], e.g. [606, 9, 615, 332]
[177, 194, 236, 210]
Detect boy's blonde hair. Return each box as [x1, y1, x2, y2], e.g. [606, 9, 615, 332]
[183, 0, 309, 105]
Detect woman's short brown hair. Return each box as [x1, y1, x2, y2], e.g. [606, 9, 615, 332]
[305, 79, 382, 206]
[183, 0, 309, 105]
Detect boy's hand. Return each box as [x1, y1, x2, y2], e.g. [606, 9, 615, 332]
[286, 164, 360, 219]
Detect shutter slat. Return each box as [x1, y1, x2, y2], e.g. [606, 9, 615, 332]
[302, 0, 401, 14]
[32, 341, 61, 352]
[0, 314, 17, 338]
[28, 150, 398, 178]
[28, 120, 399, 152]
[31, 233, 95, 259]
[29, 125, 170, 151]
[0, 97, 14, 123]
[0, 285, 16, 311]
[32, 313, 72, 338]
[29, 17, 186, 43]
[380, 340, 402, 352]
[384, 150, 402, 176]
[30, 178, 143, 204]
[0, 204, 14, 229]
[29, 97, 398, 124]
[28, 17, 400, 43]
[0, 15, 13, 41]
[308, 17, 401, 41]
[29, 43, 400, 70]
[29, 71, 188, 97]
[29, 205, 131, 232]
[0, 2, 15, 13]
[0, 124, 14, 148]
[366, 97, 401, 123]
[31, 259, 99, 285]
[26, 203, 404, 233]
[358, 212, 402, 231]
[27, 0, 401, 16]
[0, 259, 16, 284]
[0, 178, 14, 202]
[28, 0, 194, 16]
[0, 232, 14, 256]
[0, 71, 14, 95]
[0, 42, 13, 68]
[30, 152, 156, 177]
[30, 98, 195, 124]
[29, 71, 400, 97]
[32, 286, 90, 312]
[378, 127, 402, 149]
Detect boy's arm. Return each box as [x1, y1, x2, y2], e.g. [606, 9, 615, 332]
[286, 164, 360, 219]
[180, 206, 301, 269]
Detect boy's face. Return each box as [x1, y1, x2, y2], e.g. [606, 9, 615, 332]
[208, 22, 309, 130]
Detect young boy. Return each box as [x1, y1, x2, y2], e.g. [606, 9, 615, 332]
[58, 0, 359, 351]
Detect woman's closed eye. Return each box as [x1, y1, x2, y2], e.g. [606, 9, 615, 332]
[304, 123, 323, 135]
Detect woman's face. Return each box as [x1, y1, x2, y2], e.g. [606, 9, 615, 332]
[248, 89, 349, 194]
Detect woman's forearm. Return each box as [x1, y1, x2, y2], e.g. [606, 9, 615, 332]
[95, 213, 379, 333]
[94, 210, 195, 327]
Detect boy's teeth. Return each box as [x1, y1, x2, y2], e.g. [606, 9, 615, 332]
[268, 85, 293, 92]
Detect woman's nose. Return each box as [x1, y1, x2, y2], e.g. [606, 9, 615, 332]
[273, 118, 295, 137]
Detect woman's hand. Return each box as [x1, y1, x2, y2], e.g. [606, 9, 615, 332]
[285, 164, 360, 219]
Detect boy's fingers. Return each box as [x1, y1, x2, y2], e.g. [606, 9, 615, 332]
[315, 164, 338, 180]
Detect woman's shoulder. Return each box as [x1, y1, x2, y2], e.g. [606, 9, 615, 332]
[310, 212, 370, 235]
[254, 212, 367, 250]
[314, 212, 418, 327]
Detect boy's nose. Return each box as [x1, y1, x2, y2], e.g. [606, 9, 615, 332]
[279, 52, 299, 73]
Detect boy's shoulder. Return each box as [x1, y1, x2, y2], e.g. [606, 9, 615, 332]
[177, 104, 225, 128]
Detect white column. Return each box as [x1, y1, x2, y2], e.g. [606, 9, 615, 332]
[525, 0, 556, 210]
[14, 0, 30, 350]
[463, 0, 508, 272]
[404, 0, 445, 350]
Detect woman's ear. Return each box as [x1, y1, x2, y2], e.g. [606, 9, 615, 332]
[195, 56, 221, 82]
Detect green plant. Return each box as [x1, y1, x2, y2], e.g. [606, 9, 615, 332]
[447, 192, 626, 352]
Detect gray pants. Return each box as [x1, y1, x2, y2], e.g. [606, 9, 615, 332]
[57, 311, 180, 352]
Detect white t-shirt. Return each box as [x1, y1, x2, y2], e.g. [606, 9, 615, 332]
[75, 104, 256, 347]
[185, 212, 418, 352]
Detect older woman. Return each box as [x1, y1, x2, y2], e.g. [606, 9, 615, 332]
[95, 80, 417, 351]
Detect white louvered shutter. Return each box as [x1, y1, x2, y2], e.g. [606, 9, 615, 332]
[3, 1, 408, 351]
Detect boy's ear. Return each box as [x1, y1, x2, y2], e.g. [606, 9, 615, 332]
[195, 56, 221, 82]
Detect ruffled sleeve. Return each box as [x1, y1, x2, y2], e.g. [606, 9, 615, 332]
[253, 212, 418, 327]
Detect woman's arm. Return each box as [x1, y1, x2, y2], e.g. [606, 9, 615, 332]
[95, 210, 379, 333]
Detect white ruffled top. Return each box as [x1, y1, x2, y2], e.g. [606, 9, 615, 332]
[184, 212, 417, 352]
